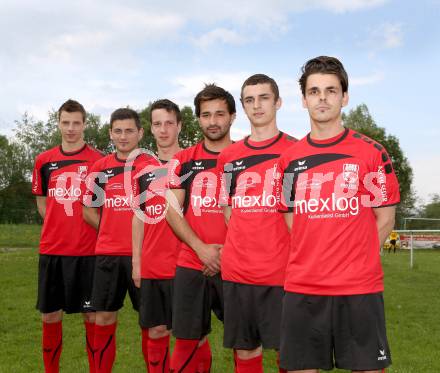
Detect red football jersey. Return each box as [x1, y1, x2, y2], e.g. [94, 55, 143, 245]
[32, 144, 104, 256]
[169, 142, 227, 271]
[84, 153, 148, 256]
[218, 132, 297, 286]
[278, 128, 400, 295]
[135, 158, 180, 279]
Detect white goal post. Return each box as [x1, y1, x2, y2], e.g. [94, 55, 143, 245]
[393, 229, 440, 268]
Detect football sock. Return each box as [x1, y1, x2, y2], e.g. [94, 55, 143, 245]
[235, 354, 263, 373]
[84, 321, 96, 373]
[195, 339, 211, 373]
[147, 335, 170, 373]
[42, 321, 62, 373]
[141, 328, 150, 368]
[233, 350, 238, 373]
[277, 352, 287, 373]
[170, 338, 199, 373]
[94, 323, 117, 373]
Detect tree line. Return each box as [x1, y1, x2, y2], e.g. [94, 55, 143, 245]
[0, 103, 432, 227]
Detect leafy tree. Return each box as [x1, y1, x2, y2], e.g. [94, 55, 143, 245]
[0, 181, 40, 224]
[14, 111, 111, 160]
[179, 106, 203, 148]
[0, 136, 39, 223]
[5, 104, 202, 224]
[423, 194, 440, 219]
[84, 113, 112, 152]
[406, 194, 440, 230]
[342, 104, 415, 227]
[0, 135, 30, 189]
[13, 105, 203, 158]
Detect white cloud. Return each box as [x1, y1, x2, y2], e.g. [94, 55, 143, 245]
[184, 0, 384, 48]
[381, 23, 404, 48]
[351, 71, 385, 86]
[278, 78, 303, 114]
[309, 0, 387, 13]
[192, 28, 247, 49]
[0, 0, 391, 136]
[167, 72, 250, 106]
[363, 22, 404, 56]
[0, 0, 387, 61]
[231, 126, 250, 140]
[412, 155, 440, 202]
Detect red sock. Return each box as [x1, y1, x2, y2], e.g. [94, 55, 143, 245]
[233, 350, 238, 373]
[84, 321, 96, 373]
[195, 339, 211, 373]
[148, 335, 170, 373]
[94, 323, 117, 373]
[141, 328, 150, 368]
[277, 352, 287, 373]
[42, 321, 62, 373]
[170, 338, 199, 373]
[236, 354, 263, 373]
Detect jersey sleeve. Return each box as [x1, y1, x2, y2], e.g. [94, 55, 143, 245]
[276, 154, 295, 213]
[366, 145, 400, 208]
[83, 161, 105, 208]
[168, 151, 185, 190]
[32, 155, 44, 196]
[217, 150, 231, 206]
[135, 160, 159, 212]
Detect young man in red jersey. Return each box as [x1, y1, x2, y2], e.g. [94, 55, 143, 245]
[166, 84, 236, 372]
[217, 74, 297, 373]
[32, 99, 104, 373]
[131, 99, 182, 373]
[277, 56, 399, 373]
[83, 108, 145, 373]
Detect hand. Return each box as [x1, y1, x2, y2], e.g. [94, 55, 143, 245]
[203, 247, 223, 276]
[196, 243, 222, 275]
[202, 266, 218, 277]
[132, 261, 141, 288]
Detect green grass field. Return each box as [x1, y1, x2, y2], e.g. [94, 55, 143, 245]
[0, 225, 439, 372]
[0, 224, 41, 249]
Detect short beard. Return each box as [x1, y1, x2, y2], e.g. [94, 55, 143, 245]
[202, 124, 231, 141]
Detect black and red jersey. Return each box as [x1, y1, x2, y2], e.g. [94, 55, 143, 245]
[135, 158, 180, 279]
[32, 144, 104, 256]
[277, 128, 400, 295]
[168, 141, 227, 271]
[217, 132, 297, 286]
[84, 153, 148, 256]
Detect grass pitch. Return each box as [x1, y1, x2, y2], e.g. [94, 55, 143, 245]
[0, 224, 439, 372]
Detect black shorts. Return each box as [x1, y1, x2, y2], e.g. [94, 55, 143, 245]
[139, 278, 173, 329]
[390, 239, 397, 246]
[280, 292, 392, 371]
[172, 266, 223, 340]
[223, 281, 284, 350]
[37, 254, 95, 314]
[91, 255, 139, 312]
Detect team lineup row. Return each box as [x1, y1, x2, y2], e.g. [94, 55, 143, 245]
[32, 56, 399, 373]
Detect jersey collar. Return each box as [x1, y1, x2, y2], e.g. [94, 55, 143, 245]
[307, 128, 349, 148]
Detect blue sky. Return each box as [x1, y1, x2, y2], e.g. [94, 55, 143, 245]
[0, 0, 439, 202]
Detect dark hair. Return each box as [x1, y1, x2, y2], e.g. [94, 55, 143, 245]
[194, 83, 236, 117]
[58, 99, 86, 122]
[110, 108, 141, 129]
[150, 99, 181, 123]
[299, 56, 348, 96]
[241, 74, 279, 101]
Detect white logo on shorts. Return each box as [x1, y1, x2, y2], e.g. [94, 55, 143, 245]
[377, 349, 387, 361]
